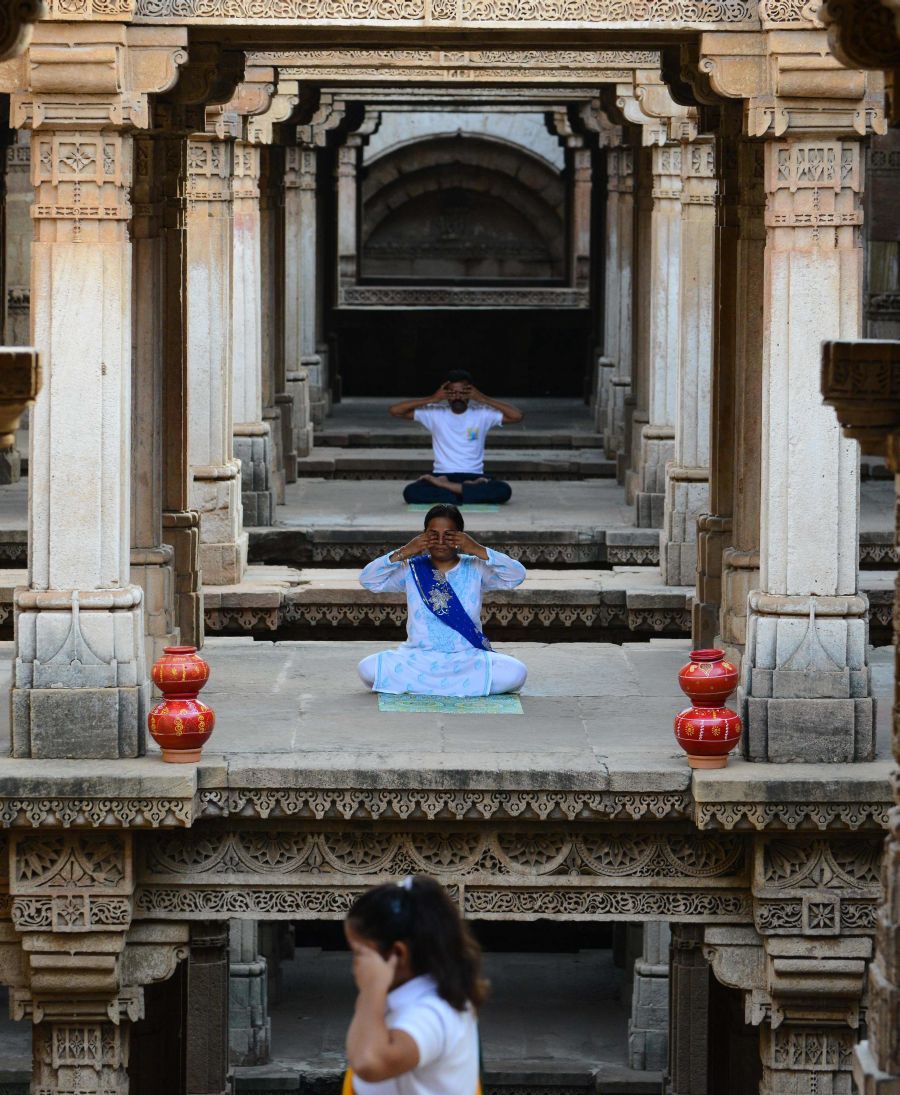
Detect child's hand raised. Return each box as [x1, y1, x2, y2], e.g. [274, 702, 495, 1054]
[351, 941, 398, 997]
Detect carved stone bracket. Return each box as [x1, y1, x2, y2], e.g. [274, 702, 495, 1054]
[822, 340, 900, 456]
[697, 28, 887, 137]
[0, 0, 45, 64]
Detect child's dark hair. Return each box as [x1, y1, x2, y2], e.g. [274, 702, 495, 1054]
[444, 368, 473, 385]
[423, 504, 464, 531]
[347, 876, 488, 1011]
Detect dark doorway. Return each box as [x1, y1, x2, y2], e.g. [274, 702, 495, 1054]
[332, 308, 593, 398]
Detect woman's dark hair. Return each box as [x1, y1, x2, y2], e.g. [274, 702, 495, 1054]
[347, 876, 488, 1011]
[444, 368, 473, 385]
[423, 504, 464, 531]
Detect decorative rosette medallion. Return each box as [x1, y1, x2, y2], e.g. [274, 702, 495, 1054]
[674, 649, 742, 769]
[148, 645, 215, 764]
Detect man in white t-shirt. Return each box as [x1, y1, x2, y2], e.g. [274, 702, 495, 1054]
[389, 369, 524, 505]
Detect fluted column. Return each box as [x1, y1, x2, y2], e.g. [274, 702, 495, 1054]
[635, 141, 682, 529]
[260, 144, 286, 505]
[661, 135, 716, 585]
[186, 117, 247, 586]
[739, 136, 873, 763]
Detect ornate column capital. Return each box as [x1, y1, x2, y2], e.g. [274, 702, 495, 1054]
[576, 98, 622, 148]
[248, 76, 301, 146]
[822, 340, 900, 457]
[697, 28, 887, 137]
[295, 90, 348, 148]
[0, 22, 188, 133]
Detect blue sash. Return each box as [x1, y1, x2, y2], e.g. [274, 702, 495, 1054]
[409, 555, 492, 652]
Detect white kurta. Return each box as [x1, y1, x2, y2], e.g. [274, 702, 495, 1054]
[359, 548, 526, 696]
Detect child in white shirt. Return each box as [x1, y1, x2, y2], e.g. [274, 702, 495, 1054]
[343, 876, 487, 1095]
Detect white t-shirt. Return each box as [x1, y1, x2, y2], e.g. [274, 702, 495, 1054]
[413, 406, 503, 474]
[352, 975, 480, 1095]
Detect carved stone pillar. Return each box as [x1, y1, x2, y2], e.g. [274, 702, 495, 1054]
[231, 137, 274, 528]
[229, 920, 270, 1066]
[159, 129, 202, 649]
[4, 830, 190, 1095]
[131, 134, 179, 669]
[186, 116, 247, 586]
[738, 136, 873, 763]
[4, 132, 31, 467]
[260, 144, 286, 506]
[865, 130, 900, 340]
[624, 145, 654, 505]
[187, 922, 230, 1095]
[629, 922, 670, 1072]
[605, 145, 636, 468]
[661, 134, 716, 585]
[1, 131, 31, 484]
[666, 925, 710, 1095]
[2, 24, 188, 758]
[821, 340, 900, 1094]
[719, 141, 765, 658]
[283, 143, 316, 461]
[635, 140, 682, 529]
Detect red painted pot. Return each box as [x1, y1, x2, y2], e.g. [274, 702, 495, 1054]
[148, 646, 215, 763]
[677, 648, 738, 708]
[673, 705, 742, 769]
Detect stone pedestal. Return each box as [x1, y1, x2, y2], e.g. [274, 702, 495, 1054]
[628, 922, 670, 1072]
[232, 139, 274, 528]
[187, 123, 248, 585]
[661, 136, 716, 586]
[11, 109, 149, 758]
[635, 143, 682, 529]
[229, 920, 271, 1067]
[738, 137, 874, 763]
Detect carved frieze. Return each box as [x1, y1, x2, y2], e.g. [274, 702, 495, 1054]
[134, 0, 756, 24]
[135, 826, 752, 922]
[339, 286, 589, 308]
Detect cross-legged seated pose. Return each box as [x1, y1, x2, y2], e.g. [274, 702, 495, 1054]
[357, 504, 527, 697]
[389, 369, 524, 506]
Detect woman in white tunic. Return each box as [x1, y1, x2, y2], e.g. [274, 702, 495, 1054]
[357, 504, 527, 697]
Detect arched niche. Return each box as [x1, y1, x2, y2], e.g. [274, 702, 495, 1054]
[361, 134, 566, 283]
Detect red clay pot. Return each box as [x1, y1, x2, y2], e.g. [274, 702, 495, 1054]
[148, 646, 215, 763]
[673, 705, 742, 769]
[677, 648, 739, 708]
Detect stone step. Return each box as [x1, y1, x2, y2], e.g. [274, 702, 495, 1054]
[202, 565, 696, 641]
[198, 566, 895, 644]
[231, 1065, 662, 1095]
[296, 448, 615, 479]
[249, 527, 661, 568]
[314, 427, 606, 451]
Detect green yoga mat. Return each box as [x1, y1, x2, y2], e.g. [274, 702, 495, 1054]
[406, 504, 499, 512]
[377, 693, 523, 714]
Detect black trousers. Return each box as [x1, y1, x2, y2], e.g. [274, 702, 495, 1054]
[402, 473, 512, 505]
